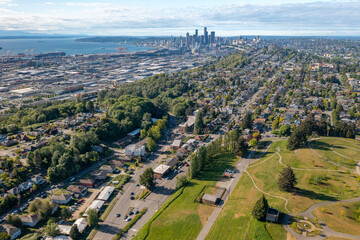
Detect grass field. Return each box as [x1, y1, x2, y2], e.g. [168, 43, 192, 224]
[207, 137, 360, 240]
[310, 137, 360, 170]
[313, 201, 360, 236]
[134, 153, 238, 240]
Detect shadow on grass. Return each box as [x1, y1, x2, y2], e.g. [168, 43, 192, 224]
[294, 188, 337, 202]
[308, 140, 332, 151]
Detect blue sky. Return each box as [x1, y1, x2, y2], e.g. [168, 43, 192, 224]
[0, 0, 359, 36]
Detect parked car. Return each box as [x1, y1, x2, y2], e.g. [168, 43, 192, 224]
[136, 184, 140, 187]
[129, 211, 134, 216]
[130, 196, 135, 200]
[116, 213, 121, 217]
[135, 210, 139, 215]
[130, 192, 134, 195]
[124, 215, 128, 220]
[126, 218, 131, 222]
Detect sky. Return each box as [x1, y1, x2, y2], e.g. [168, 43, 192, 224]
[0, 0, 359, 36]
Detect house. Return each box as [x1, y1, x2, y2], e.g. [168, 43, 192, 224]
[125, 144, 145, 157]
[266, 208, 280, 222]
[202, 194, 220, 205]
[117, 155, 132, 162]
[171, 139, 182, 150]
[153, 164, 171, 178]
[50, 194, 72, 205]
[74, 217, 88, 233]
[67, 185, 88, 198]
[165, 156, 179, 168]
[20, 214, 40, 227]
[128, 128, 141, 138]
[111, 160, 124, 168]
[91, 170, 108, 181]
[7, 187, 22, 195]
[179, 116, 196, 133]
[92, 145, 104, 154]
[2, 140, 17, 147]
[99, 165, 115, 173]
[19, 181, 33, 191]
[31, 175, 45, 185]
[0, 224, 21, 240]
[79, 179, 95, 187]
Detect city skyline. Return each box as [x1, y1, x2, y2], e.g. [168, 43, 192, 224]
[0, 0, 360, 36]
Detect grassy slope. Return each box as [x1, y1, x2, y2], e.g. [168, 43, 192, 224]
[207, 137, 360, 240]
[138, 154, 238, 240]
[313, 201, 360, 236]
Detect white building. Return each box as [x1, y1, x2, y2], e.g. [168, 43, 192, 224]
[97, 186, 115, 202]
[125, 144, 146, 157]
[84, 200, 105, 216]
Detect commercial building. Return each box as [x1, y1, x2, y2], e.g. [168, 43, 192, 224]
[153, 164, 171, 178]
[97, 186, 115, 202]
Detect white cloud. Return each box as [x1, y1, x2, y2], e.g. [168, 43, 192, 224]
[0, 0, 11, 4]
[0, 1, 360, 36]
[45, 2, 57, 6]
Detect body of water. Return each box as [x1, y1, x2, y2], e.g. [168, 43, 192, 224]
[0, 38, 151, 55]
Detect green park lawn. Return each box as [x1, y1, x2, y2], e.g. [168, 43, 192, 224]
[313, 201, 360, 236]
[207, 137, 360, 240]
[310, 137, 360, 170]
[134, 154, 238, 240]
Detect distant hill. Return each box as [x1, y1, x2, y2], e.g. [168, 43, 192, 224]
[75, 36, 143, 43]
[0, 30, 86, 39]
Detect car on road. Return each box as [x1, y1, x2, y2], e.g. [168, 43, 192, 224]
[70, 177, 76, 182]
[136, 184, 140, 186]
[185, 163, 189, 166]
[116, 213, 121, 217]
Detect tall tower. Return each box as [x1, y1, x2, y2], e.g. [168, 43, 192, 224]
[210, 31, 215, 44]
[204, 27, 208, 45]
[186, 32, 190, 47]
[195, 29, 198, 38]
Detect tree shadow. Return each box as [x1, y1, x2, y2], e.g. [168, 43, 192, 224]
[152, 185, 175, 196]
[97, 223, 120, 235]
[294, 188, 337, 201]
[308, 141, 331, 151]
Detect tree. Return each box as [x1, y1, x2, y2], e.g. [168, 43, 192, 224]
[86, 209, 99, 228]
[243, 112, 253, 129]
[252, 195, 269, 221]
[176, 175, 188, 189]
[5, 214, 22, 228]
[85, 101, 94, 112]
[146, 137, 156, 152]
[279, 125, 291, 137]
[61, 207, 72, 220]
[249, 139, 259, 147]
[140, 168, 155, 189]
[0, 233, 10, 240]
[278, 166, 297, 192]
[45, 220, 60, 237]
[69, 225, 81, 240]
[194, 110, 204, 135]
